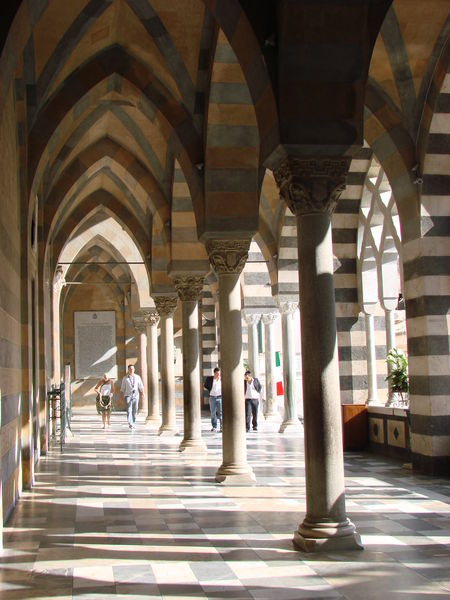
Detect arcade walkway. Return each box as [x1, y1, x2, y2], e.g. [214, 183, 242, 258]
[1, 410, 449, 599]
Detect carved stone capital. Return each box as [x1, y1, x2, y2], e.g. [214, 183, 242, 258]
[53, 266, 65, 293]
[154, 295, 178, 318]
[261, 312, 279, 325]
[278, 301, 298, 316]
[273, 156, 350, 216]
[206, 239, 250, 275]
[141, 308, 160, 328]
[132, 315, 147, 334]
[173, 275, 204, 301]
[243, 311, 261, 326]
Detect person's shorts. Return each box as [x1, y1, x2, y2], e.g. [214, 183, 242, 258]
[96, 395, 111, 412]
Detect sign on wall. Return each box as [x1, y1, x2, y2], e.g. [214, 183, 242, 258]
[74, 311, 117, 379]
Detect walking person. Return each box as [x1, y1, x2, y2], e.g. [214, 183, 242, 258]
[244, 370, 261, 432]
[204, 367, 222, 432]
[120, 364, 145, 430]
[94, 373, 114, 430]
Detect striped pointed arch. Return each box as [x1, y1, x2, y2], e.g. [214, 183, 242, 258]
[42, 138, 168, 245]
[27, 45, 203, 196]
[50, 192, 150, 278]
[57, 210, 151, 307]
[170, 160, 209, 275]
[204, 30, 260, 234]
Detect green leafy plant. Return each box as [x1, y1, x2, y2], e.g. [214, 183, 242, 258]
[385, 348, 409, 404]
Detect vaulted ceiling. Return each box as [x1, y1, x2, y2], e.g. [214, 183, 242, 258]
[1, 0, 447, 303]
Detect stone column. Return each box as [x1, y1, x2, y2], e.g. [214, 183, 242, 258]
[174, 276, 208, 454]
[274, 156, 362, 552]
[278, 301, 302, 432]
[132, 313, 148, 411]
[244, 311, 260, 378]
[52, 266, 65, 384]
[206, 239, 256, 484]
[142, 309, 161, 428]
[154, 296, 179, 436]
[384, 307, 397, 405]
[262, 312, 281, 422]
[364, 311, 379, 405]
[385, 308, 396, 353]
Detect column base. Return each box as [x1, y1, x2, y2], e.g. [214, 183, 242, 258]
[279, 419, 303, 433]
[293, 518, 363, 552]
[179, 438, 208, 454]
[366, 396, 379, 406]
[215, 464, 256, 485]
[264, 410, 282, 423]
[145, 416, 161, 429]
[158, 425, 179, 437]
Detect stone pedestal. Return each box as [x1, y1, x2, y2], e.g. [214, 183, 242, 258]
[154, 296, 179, 436]
[174, 276, 207, 455]
[274, 156, 362, 551]
[206, 240, 256, 485]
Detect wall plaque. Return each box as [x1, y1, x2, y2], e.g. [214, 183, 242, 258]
[74, 311, 117, 379]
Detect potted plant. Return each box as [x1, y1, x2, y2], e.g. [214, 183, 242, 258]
[385, 348, 409, 407]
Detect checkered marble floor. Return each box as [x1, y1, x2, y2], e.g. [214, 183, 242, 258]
[1, 409, 449, 599]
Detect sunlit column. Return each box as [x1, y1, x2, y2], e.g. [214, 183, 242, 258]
[132, 313, 148, 412]
[174, 276, 207, 454]
[364, 311, 379, 405]
[52, 266, 65, 384]
[244, 311, 260, 378]
[278, 301, 302, 432]
[262, 312, 281, 422]
[142, 309, 161, 428]
[274, 156, 362, 552]
[206, 239, 256, 484]
[154, 296, 179, 436]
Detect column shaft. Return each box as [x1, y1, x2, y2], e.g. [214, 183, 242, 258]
[245, 314, 260, 378]
[174, 276, 207, 454]
[262, 313, 281, 421]
[144, 311, 160, 427]
[385, 308, 396, 405]
[295, 212, 360, 550]
[279, 304, 302, 432]
[273, 154, 361, 551]
[137, 332, 147, 411]
[216, 272, 255, 482]
[365, 312, 379, 405]
[205, 239, 256, 484]
[155, 298, 179, 436]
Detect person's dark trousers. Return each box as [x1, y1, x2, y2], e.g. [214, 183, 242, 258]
[245, 398, 259, 431]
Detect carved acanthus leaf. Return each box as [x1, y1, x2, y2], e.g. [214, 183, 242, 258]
[273, 156, 350, 216]
[205, 239, 250, 274]
[154, 296, 178, 317]
[173, 276, 204, 301]
[141, 308, 160, 327]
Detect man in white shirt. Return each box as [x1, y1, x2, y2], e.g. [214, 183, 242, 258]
[244, 369, 262, 432]
[204, 367, 222, 432]
[120, 364, 145, 430]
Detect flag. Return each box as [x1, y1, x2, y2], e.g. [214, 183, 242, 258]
[275, 351, 284, 395]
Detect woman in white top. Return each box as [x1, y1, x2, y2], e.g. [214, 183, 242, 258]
[94, 373, 115, 430]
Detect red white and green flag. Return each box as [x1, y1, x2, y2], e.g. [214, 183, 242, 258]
[275, 351, 284, 396]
